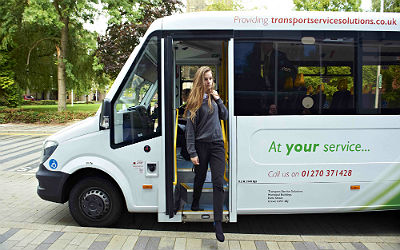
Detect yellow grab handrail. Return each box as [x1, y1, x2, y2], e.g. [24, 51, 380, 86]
[173, 109, 179, 186]
[221, 120, 229, 182]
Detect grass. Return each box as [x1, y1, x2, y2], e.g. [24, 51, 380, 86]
[20, 103, 101, 112]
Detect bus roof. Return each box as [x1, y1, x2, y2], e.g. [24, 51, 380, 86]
[155, 11, 400, 33]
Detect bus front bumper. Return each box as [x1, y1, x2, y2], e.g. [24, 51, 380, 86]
[36, 164, 69, 203]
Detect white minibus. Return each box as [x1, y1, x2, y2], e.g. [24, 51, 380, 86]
[36, 11, 400, 227]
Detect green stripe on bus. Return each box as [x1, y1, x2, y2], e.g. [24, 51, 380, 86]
[359, 178, 400, 211]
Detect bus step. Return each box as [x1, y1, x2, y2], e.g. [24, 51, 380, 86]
[180, 204, 229, 223]
[180, 182, 228, 193]
[180, 182, 229, 205]
[177, 159, 193, 172]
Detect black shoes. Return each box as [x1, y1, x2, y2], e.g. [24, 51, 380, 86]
[191, 201, 204, 211]
[214, 221, 225, 242]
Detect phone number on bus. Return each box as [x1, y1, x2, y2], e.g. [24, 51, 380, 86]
[301, 169, 352, 177]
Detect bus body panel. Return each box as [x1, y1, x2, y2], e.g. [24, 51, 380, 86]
[236, 116, 400, 212]
[162, 11, 400, 32]
[236, 181, 400, 214]
[45, 125, 163, 212]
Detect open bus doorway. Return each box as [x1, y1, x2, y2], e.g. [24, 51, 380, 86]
[172, 39, 230, 222]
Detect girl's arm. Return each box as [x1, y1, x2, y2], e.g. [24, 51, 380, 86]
[185, 111, 198, 159]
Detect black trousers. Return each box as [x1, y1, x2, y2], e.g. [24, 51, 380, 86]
[193, 140, 225, 222]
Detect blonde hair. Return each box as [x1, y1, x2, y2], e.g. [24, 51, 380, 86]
[184, 66, 215, 122]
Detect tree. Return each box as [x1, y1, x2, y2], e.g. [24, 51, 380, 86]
[293, 0, 361, 11]
[371, 0, 400, 12]
[206, 0, 243, 11]
[97, 0, 183, 79]
[23, 0, 100, 111]
[13, 22, 59, 98]
[0, 0, 26, 107]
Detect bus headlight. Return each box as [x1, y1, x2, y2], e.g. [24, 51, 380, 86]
[40, 141, 58, 164]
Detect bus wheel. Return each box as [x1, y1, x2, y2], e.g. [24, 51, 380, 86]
[69, 177, 123, 227]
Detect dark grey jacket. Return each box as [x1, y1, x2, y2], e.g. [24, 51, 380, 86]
[185, 98, 228, 158]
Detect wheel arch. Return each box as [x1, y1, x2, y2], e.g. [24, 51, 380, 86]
[61, 157, 132, 211]
[62, 168, 125, 208]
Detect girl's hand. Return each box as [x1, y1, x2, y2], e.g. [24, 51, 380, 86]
[210, 90, 220, 100]
[191, 156, 199, 165]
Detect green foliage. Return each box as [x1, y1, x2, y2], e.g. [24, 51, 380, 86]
[103, 0, 142, 25]
[65, 25, 109, 96]
[294, 0, 361, 11]
[206, 0, 243, 11]
[298, 66, 349, 98]
[0, 81, 22, 107]
[0, 108, 95, 124]
[97, 0, 183, 79]
[1, 0, 183, 112]
[0, 52, 14, 89]
[372, 0, 400, 12]
[21, 0, 106, 112]
[381, 65, 400, 107]
[0, 1, 25, 108]
[0, 51, 21, 107]
[0, 0, 26, 49]
[39, 100, 57, 105]
[22, 100, 57, 105]
[8, 17, 59, 94]
[23, 0, 61, 28]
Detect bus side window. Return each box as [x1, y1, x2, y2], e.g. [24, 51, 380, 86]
[234, 32, 357, 116]
[361, 32, 400, 115]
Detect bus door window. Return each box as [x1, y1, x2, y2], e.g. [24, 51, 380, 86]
[113, 36, 160, 146]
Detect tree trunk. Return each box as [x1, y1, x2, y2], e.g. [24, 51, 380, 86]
[57, 16, 69, 112]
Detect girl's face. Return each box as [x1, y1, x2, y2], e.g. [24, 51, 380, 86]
[203, 71, 213, 94]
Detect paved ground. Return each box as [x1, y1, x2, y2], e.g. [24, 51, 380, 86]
[0, 123, 400, 250]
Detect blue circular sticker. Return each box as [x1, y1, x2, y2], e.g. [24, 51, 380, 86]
[49, 159, 58, 169]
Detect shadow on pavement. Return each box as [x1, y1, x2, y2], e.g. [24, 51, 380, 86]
[115, 210, 400, 236]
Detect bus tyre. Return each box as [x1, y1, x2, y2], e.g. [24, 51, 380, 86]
[69, 177, 122, 227]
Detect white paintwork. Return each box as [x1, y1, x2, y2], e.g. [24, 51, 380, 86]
[227, 38, 237, 222]
[161, 11, 400, 32]
[41, 11, 400, 221]
[236, 115, 400, 213]
[44, 118, 162, 212]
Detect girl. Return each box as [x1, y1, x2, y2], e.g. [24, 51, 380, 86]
[184, 66, 228, 242]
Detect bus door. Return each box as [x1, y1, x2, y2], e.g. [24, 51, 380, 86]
[163, 33, 233, 222]
[110, 34, 163, 214]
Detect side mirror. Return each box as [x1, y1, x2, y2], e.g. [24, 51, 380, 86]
[100, 99, 111, 130]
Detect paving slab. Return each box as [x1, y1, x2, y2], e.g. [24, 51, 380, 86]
[1, 123, 400, 250]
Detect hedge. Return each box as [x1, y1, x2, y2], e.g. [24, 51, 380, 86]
[22, 100, 57, 105]
[0, 108, 96, 124]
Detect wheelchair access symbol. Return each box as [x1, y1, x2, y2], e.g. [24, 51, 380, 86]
[49, 159, 58, 169]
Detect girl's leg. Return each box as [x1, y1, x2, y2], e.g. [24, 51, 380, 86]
[209, 141, 225, 222]
[192, 142, 209, 210]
